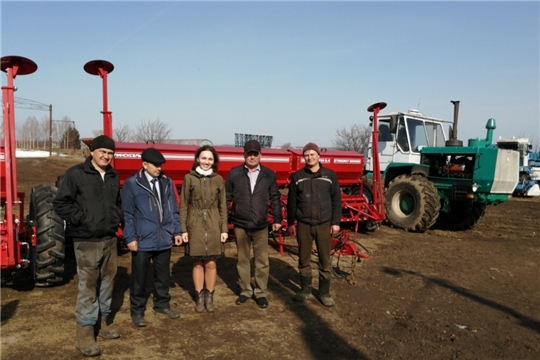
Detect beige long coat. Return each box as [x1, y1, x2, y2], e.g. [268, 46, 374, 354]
[180, 170, 228, 258]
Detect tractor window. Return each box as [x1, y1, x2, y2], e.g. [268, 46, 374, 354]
[396, 119, 409, 152]
[405, 118, 428, 153]
[425, 122, 446, 147]
[378, 123, 393, 141]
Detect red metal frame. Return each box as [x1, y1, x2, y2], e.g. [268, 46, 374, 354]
[1, 56, 37, 270]
[367, 102, 386, 222]
[84, 60, 114, 138]
[82, 59, 387, 260]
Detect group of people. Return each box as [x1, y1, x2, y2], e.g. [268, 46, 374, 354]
[53, 135, 342, 357]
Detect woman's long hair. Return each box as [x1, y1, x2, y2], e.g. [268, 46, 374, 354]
[191, 145, 219, 171]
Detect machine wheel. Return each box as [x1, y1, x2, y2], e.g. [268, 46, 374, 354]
[30, 185, 65, 287]
[344, 178, 379, 232]
[436, 201, 486, 231]
[359, 176, 379, 231]
[385, 174, 440, 232]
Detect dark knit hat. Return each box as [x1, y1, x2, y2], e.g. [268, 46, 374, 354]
[141, 148, 166, 165]
[90, 135, 115, 152]
[244, 140, 262, 155]
[302, 142, 320, 155]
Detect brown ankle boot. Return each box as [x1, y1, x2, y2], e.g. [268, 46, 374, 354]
[76, 324, 101, 356]
[195, 290, 205, 313]
[205, 290, 216, 313]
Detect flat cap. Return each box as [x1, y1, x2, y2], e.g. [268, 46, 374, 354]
[141, 148, 166, 165]
[244, 140, 261, 155]
[90, 135, 115, 152]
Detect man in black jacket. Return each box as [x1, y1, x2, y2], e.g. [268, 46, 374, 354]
[287, 142, 341, 307]
[53, 135, 122, 357]
[225, 140, 282, 309]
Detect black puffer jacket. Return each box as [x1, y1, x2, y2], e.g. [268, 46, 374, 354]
[53, 156, 122, 241]
[287, 165, 342, 226]
[225, 164, 282, 230]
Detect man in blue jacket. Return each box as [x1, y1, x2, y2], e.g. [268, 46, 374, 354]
[122, 148, 183, 327]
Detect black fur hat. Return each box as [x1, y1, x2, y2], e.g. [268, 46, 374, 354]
[90, 135, 115, 152]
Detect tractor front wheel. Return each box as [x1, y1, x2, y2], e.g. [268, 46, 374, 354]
[30, 185, 65, 287]
[436, 201, 486, 231]
[385, 174, 440, 232]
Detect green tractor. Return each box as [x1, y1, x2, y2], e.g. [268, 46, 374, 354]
[364, 101, 519, 232]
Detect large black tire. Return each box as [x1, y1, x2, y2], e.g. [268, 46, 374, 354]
[435, 201, 486, 231]
[30, 185, 65, 287]
[385, 174, 440, 232]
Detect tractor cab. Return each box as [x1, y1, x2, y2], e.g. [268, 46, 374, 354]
[364, 109, 449, 172]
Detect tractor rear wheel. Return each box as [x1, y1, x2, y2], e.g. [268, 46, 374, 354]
[385, 174, 440, 232]
[30, 185, 65, 287]
[436, 201, 486, 231]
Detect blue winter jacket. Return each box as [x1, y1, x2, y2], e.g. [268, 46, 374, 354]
[121, 169, 182, 251]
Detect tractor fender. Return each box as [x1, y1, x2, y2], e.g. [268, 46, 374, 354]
[382, 163, 429, 188]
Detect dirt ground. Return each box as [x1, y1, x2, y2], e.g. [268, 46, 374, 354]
[1, 157, 539, 360]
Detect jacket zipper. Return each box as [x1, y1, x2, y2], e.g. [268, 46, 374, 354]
[203, 177, 208, 255]
[137, 176, 163, 250]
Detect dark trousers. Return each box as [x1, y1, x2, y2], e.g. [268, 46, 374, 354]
[130, 249, 172, 316]
[296, 222, 332, 280]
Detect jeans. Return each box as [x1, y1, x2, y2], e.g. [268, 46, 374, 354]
[74, 237, 118, 326]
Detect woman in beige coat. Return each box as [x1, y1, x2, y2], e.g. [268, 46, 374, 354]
[180, 145, 228, 313]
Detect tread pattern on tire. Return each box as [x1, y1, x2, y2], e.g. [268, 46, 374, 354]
[31, 185, 65, 287]
[436, 201, 486, 231]
[385, 174, 441, 232]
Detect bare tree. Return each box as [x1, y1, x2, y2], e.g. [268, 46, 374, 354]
[133, 118, 172, 143]
[60, 126, 81, 150]
[53, 116, 74, 149]
[92, 129, 104, 137]
[332, 123, 371, 153]
[114, 123, 133, 142]
[39, 116, 49, 149]
[17, 116, 40, 149]
[281, 142, 292, 150]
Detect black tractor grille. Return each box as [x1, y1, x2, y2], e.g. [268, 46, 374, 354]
[453, 184, 471, 200]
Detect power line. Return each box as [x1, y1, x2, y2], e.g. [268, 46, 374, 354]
[14, 97, 49, 111]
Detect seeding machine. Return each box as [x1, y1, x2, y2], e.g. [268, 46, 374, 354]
[1, 56, 385, 286]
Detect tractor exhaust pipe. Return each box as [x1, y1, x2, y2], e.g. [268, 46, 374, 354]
[446, 100, 463, 147]
[451, 100, 459, 140]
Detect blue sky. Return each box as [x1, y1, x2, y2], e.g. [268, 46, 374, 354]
[2, 1, 539, 147]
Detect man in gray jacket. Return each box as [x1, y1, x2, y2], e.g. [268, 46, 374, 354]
[225, 140, 282, 309]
